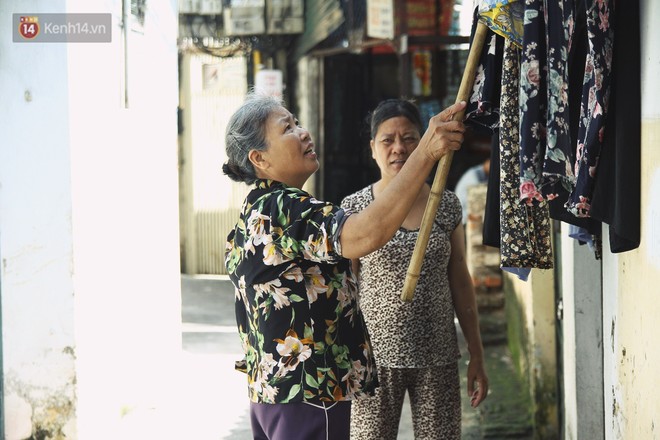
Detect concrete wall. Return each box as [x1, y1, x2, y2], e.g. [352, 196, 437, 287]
[560, 229, 604, 440]
[602, 1, 660, 437]
[504, 269, 559, 438]
[0, 0, 181, 438]
[1, 1, 76, 437]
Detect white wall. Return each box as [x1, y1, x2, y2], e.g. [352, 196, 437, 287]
[602, 0, 660, 438]
[1, 0, 76, 437]
[561, 229, 604, 440]
[602, 225, 622, 439]
[0, 0, 182, 438]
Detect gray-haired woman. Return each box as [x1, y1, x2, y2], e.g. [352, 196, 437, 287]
[223, 92, 466, 440]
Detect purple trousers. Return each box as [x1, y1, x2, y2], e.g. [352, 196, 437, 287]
[250, 401, 351, 440]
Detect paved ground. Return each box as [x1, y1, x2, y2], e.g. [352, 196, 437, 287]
[181, 275, 533, 439]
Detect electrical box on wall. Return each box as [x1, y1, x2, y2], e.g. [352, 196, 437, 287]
[223, 0, 266, 35]
[179, 0, 223, 15]
[266, 0, 304, 34]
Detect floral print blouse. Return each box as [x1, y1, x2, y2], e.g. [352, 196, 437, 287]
[515, 0, 614, 217]
[225, 179, 378, 404]
[476, 0, 614, 221]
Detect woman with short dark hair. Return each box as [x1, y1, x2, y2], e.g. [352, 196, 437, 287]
[342, 99, 488, 440]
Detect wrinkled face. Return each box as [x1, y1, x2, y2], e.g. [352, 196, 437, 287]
[255, 106, 318, 188]
[370, 116, 421, 180]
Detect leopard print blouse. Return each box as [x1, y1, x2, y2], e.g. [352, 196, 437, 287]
[341, 185, 462, 368]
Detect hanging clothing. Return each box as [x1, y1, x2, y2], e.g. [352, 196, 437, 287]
[483, 129, 502, 248]
[566, 0, 615, 217]
[464, 12, 504, 248]
[465, 9, 504, 132]
[590, 0, 641, 252]
[475, 1, 633, 257]
[499, 39, 554, 275]
[478, 0, 524, 47]
[518, 0, 576, 205]
[547, 0, 601, 240]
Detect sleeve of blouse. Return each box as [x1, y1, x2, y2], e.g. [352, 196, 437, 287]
[331, 208, 352, 258]
[446, 190, 463, 231]
[340, 193, 355, 212]
[433, 191, 463, 233]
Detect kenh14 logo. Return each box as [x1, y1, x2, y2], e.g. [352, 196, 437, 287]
[19, 16, 39, 39]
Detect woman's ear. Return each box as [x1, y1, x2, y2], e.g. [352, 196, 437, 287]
[249, 149, 268, 172]
[370, 139, 376, 160]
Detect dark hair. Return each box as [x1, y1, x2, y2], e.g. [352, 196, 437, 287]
[369, 99, 424, 139]
[222, 92, 284, 184]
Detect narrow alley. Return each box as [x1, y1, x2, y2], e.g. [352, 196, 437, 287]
[181, 275, 533, 439]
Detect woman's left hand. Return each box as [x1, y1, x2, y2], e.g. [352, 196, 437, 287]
[419, 101, 467, 162]
[467, 356, 489, 408]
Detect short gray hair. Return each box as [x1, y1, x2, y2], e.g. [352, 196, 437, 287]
[222, 92, 284, 184]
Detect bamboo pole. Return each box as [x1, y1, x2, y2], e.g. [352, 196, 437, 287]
[401, 21, 489, 302]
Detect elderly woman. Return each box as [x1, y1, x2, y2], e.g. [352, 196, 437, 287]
[223, 92, 466, 440]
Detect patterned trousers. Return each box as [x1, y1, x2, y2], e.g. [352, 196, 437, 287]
[350, 363, 461, 440]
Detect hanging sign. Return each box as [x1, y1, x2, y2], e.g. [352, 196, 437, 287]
[255, 69, 283, 98]
[367, 0, 394, 39]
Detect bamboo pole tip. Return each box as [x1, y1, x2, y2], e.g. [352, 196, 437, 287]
[400, 272, 420, 302]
